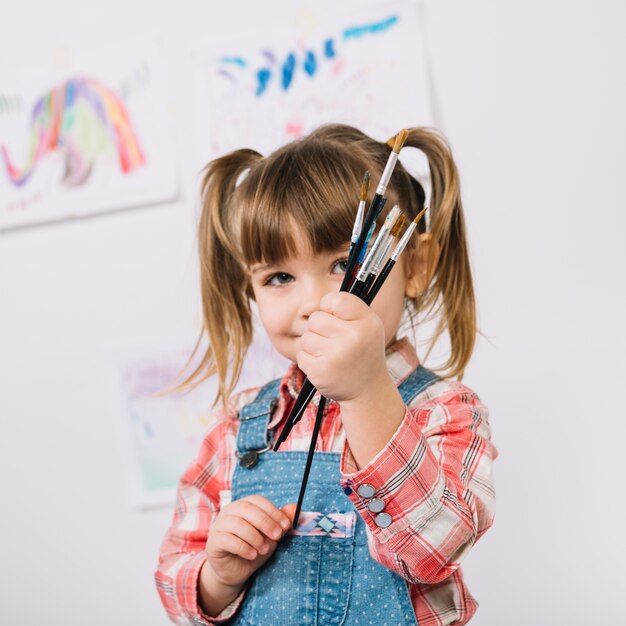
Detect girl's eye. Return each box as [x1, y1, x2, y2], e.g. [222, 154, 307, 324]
[332, 258, 349, 274]
[265, 272, 294, 286]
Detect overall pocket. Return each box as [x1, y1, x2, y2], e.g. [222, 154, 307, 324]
[237, 512, 356, 626]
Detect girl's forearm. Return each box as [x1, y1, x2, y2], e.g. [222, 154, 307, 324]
[338, 373, 407, 469]
[197, 559, 245, 618]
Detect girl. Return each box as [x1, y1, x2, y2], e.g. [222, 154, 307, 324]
[155, 125, 497, 625]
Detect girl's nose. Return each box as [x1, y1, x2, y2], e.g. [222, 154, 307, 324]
[298, 279, 327, 319]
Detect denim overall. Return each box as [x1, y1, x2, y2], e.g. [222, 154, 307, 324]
[230, 366, 439, 626]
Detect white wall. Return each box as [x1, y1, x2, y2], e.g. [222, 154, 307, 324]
[1, 1, 624, 625]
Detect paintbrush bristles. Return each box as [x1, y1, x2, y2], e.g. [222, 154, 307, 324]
[413, 206, 428, 225]
[391, 213, 406, 237]
[392, 129, 409, 154]
[360, 171, 370, 201]
[390, 207, 429, 262]
[377, 130, 407, 195]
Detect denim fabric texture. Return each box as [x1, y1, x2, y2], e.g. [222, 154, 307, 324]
[230, 365, 439, 625]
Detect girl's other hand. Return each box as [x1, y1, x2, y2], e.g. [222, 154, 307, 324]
[200, 495, 295, 601]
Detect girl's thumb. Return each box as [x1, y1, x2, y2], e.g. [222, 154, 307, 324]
[281, 503, 298, 527]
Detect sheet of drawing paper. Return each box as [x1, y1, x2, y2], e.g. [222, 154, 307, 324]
[0, 40, 178, 230]
[193, 0, 432, 166]
[112, 331, 289, 508]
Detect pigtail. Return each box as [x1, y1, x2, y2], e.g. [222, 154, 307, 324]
[403, 128, 476, 380]
[178, 149, 263, 408]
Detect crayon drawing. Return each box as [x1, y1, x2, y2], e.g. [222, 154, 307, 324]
[2, 78, 145, 189]
[0, 44, 177, 231]
[117, 332, 289, 508]
[194, 1, 432, 164]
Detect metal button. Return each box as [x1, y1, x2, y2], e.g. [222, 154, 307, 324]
[374, 512, 392, 528]
[367, 497, 385, 513]
[356, 484, 376, 499]
[239, 451, 259, 469]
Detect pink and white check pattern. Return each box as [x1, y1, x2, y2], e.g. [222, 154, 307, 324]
[155, 338, 497, 625]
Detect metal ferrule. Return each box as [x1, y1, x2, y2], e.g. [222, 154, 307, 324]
[351, 200, 366, 243]
[391, 222, 418, 261]
[371, 232, 394, 274]
[357, 227, 388, 281]
[356, 206, 399, 279]
[376, 152, 399, 195]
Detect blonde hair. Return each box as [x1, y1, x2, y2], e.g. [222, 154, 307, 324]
[178, 125, 476, 408]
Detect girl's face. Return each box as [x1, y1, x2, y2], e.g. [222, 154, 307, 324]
[248, 227, 409, 363]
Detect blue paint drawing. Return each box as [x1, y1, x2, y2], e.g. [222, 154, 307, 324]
[304, 51, 317, 77]
[219, 69, 235, 82]
[324, 38, 336, 58]
[343, 15, 398, 40]
[256, 68, 271, 96]
[220, 56, 247, 67]
[218, 14, 399, 97]
[282, 53, 296, 90]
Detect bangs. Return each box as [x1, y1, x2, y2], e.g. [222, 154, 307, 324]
[231, 140, 386, 267]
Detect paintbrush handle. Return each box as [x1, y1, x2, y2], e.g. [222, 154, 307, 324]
[361, 273, 376, 298]
[349, 278, 367, 298]
[292, 396, 326, 529]
[363, 259, 394, 305]
[273, 380, 316, 450]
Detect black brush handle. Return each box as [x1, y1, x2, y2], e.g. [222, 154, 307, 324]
[349, 278, 367, 298]
[292, 396, 326, 529]
[364, 260, 394, 305]
[273, 381, 315, 450]
[361, 273, 376, 298]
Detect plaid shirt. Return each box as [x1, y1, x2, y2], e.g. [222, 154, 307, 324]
[155, 338, 497, 625]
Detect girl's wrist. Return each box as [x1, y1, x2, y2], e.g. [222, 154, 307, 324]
[338, 373, 406, 469]
[198, 559, 245, 617]
[339, 371, 400, 416]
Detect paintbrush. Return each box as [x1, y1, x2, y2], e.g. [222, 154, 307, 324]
[350, 172, 369, 255]
[339, 129, 408, 292]
[292, 396, 326, 528]
[364, 207, 428, 305]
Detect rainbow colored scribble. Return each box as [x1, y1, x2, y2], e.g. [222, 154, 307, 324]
[1, 77, 145, 188]
[218, 15, 398, 98]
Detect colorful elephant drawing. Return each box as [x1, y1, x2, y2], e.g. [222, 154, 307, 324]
[2, 77, 145, 188]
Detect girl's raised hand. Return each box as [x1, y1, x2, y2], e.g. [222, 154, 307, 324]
[297, 291, 390, 403]
[201, 495, 295, 593]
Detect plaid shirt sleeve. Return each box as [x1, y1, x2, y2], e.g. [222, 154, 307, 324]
[154, 399, 250, 625]
[339, 380, 497, 585]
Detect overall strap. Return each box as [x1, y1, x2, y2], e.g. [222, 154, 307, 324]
[397, 364, 440, 405]
[236, 378, 281, 456]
